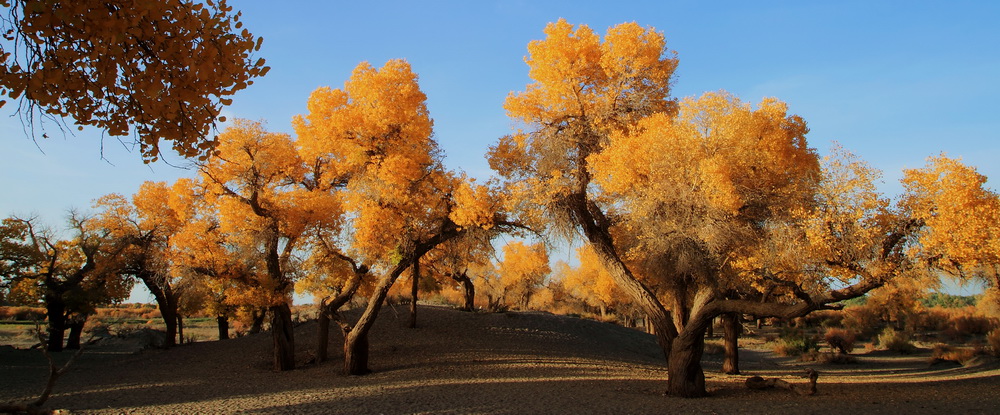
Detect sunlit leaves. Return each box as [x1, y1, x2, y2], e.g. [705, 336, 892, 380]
[0, 0, 268, 161]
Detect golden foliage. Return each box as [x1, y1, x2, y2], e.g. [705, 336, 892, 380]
[0, 0, 269, 161]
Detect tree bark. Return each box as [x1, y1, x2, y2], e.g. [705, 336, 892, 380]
[139, 272, 179, 347]
[408, 258, 420, 329]
[460, 275, 475, 312]
[721, 312, 740, 375]
[343, 330, 370, 375]
[317, 306, 331, 363]
[44, 295, 66, 352]
[270, 302, 295, 371]
[64, 315, 86, 350]
[667, 325, 708, 397]
[217, 315, 230, 340]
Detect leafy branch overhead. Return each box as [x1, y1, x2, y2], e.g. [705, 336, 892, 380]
[0, 0, 269, 161]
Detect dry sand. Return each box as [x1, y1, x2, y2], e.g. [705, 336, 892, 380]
[2, 305, 999, 414]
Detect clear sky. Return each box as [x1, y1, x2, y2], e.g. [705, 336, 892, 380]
[1, 1, 996, 297]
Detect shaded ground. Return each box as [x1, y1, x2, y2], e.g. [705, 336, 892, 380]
[2, 305, 999, 414]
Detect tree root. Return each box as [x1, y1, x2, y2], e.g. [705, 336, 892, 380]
[746, 368, 819, 396]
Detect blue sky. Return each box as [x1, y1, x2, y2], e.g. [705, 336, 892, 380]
[1, 1, 996, 296]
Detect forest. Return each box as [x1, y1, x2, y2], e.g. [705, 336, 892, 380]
[1, 1, 999, 413]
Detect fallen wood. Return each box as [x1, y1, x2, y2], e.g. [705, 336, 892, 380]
[746, 368, 819, 396]
[1, 331, 83, 415]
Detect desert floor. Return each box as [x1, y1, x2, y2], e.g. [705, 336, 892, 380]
[2, 305, 999, 414]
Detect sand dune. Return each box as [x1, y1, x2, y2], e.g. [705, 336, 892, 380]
[2, 305, 999, 414]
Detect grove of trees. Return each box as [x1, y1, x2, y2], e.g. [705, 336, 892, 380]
[2, 11, 999, 402]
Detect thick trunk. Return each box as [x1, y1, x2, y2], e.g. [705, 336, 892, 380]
[270, 303, 296, 371]
[408, 259, 420, 329]
[138, 271, 180, 347]
[64, 315, 86, 350]
[343, 330, 370, 375]
[217, 315, 230, 340]
[721, 312, 740, 375]
[159, 305, 178, 347]
[667, 326, 708, 397]
[317, 307, 331, 363]
[44, 297, 66, 352]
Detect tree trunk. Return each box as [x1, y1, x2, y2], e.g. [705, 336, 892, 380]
[159, 304, 178, 347]
[408, 259, 420, 329]
[217, 315, 230, 340]
[250, 308, 266, 334]
[64, 315, 86, 350]
[177, 315, 184, 344]
[44, 296, 66, 352]
[667, 326, 708, 397]
[343, 329, 370, 375]
[461, 276, 475, 312]
[721, 312, 740, 375]
[599, 304, 607, 320]
[270, 303, 295, 371]
[139, 272, 179, 348]
[317, 306, 330, 363]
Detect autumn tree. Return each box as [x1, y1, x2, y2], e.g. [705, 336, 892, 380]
[199, 119, 307, 370]
[487, 241, 550, 310]
[92, 179, 197, 347]
[0, 214, 130, 351]
[422, 228, 496, 312]
[491, 20, 928, 397]
[560, 246, 626, 319]
[0, 0, 269, 161]
[294, 59, 511, 375]
[901, 155, 1000, 314]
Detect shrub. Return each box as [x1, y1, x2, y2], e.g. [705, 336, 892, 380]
[824, 328, 857, 354]
[0, 306, 46, 321]
[877, 327, 915, 354]
[773, 328, 819, 357]
[987, 329, 1000, 357]
[820, 351, 857, 364]
[948, 312, 996, 337]
[931, 344, 977, 365]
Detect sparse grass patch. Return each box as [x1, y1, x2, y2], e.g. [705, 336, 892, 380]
[773, 328, 819, 357]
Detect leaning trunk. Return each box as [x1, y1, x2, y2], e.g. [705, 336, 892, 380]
[140, 274, 179, 348]
[44, 296, 66, 352]
[217, 315, 230, 340]
[64, 316, 86, 350]
[721, 312, 740, 374]
[343, 329, 370, 375]
[270, 303, 295, 371]
[667, 326, 708, 397]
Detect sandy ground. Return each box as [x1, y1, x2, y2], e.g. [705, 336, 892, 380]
[2, 305, 999, 414]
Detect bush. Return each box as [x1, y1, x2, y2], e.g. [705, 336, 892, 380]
[877, 327, 915, 354]
[931, 344, 977, 365]
[773, 328, 819, 357]
[824, 328, 857, 354]
[987, 329, 1000, 357]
